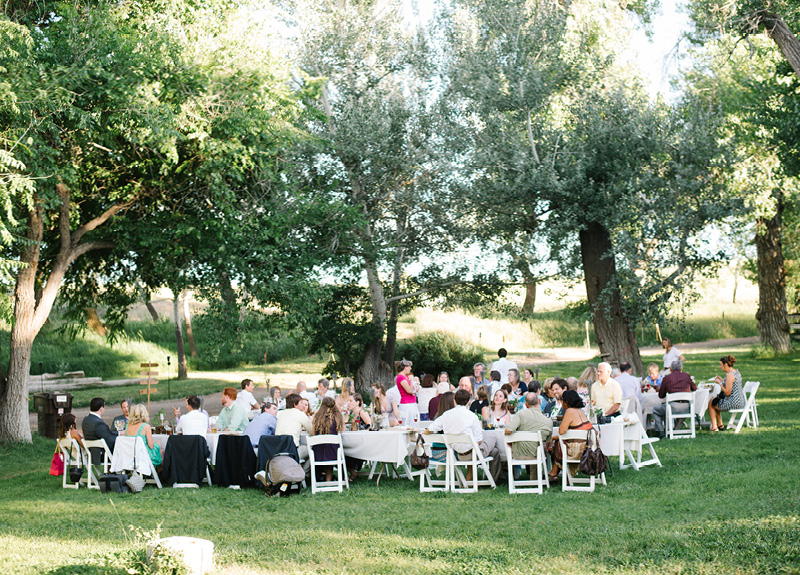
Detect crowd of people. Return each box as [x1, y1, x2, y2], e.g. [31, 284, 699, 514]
[58, 343, 747, 486]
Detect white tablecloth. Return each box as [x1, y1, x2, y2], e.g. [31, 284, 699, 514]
[639, 389, 711, 419]
[340, 429, 417, 466]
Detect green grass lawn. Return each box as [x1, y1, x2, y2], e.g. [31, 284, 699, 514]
[2, 351, 799, 575]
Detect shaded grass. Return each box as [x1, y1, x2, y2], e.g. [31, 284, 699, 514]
[2, 352, 798, 575]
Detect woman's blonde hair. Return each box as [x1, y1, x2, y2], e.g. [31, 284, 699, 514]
[128, 404, 149, 426]
[578, 366, 596, 386]
[647, 362, 659, 374]
[312, 396, 344, 435]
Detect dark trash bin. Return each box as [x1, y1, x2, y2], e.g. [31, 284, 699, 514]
[33, 392, 73, 439]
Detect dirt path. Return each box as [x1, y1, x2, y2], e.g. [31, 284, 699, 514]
[31, 336, 760, 432]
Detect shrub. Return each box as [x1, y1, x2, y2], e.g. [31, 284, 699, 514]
[394, 332, 483, 379]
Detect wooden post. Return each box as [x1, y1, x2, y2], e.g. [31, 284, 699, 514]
[140, 363, 159, 414]
[585, 321, 590, 350]
[655, 323, 662, 345]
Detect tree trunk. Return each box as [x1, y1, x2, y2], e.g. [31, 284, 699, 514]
[173, 297, 188, 379]
[183, 289, 199, 358]
[86, 307, 107, 337]
[356, 259, 392, 393]
[145, 300, 159, 322]
[755, 192, 792, 353]
[522, 279, 537, 314]
[383, 237, 406, 366]
[579, 221, 644, 375]
[762, 13, 800, 80]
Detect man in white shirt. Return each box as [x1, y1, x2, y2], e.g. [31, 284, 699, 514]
[313, 378, 337, 411]
[176, 395, 210, 435]
[236, 379, 261, 419]
[490, 348, 518, 384]
[425, 389, 502, 482]
[275, 393, 313, 471]
[296, 381, 316, 409]
[615, 363, 642, 400]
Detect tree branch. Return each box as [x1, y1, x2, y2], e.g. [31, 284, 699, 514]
[71, 200, 133, 247]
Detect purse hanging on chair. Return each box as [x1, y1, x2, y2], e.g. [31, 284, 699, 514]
[125, 442, 146, 493]
[68, 446, 85, 483]
[410, 434, 429, 470]
[49, 442, 64, 476]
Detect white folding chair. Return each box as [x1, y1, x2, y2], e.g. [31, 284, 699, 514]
[666, 392, 695, 439]
[621, 422, 661, 470]
[306, 435, 349, 494]
[419, 434, 448, 492]
[110, 436, 162, 488]
[59, 437, 87, 489]
[728, 381, 760, 433]
[505, 431, 547, 494]
[443, 434, 496, 493]
[559, 429, 606, 492]
[620, 398, 631, 414]
[83, 438, 112, 490]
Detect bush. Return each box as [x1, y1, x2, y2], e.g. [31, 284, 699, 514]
[394, 332, 483, 379]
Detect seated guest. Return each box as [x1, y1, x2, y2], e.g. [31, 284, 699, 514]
[235, 379, 261, 417]
[175, 395, 210, 435]
[458, 376, 474, 399]
[336, 377, 356, 411]
[707, 354, 745, 432]
[313, 378, 337, 411]
[505, 392, 552, 475]
[417, 374, 437, 421]
[58, 413, 84, 461]
[275, 393, 313, 470]
[616, 363, 642, 401]
[347, 394, 372, 430]
[125, 404, 162, 467]
[507, 368, 528, 397]
[438, 371, 455, 392]
[565, 377, 579, 391]
[296, 381, 315, 406]
[384, 383, 403, 426]
[468, 363, 490, 396]
[112, 400, 130, 430]
[425, 389, 502, 482]
[82, 397, 117, 453]
[482, 389, 511, 428]
[548, 390, 592, 483]
[642, 363, 662, 391]
[591, 362, 623, 417]
[244, 402, 279, 447]
[311, 396, 345, 482]
[652, 359, 697, 438]
[469, 384, 490, 417]
[544, 379, 567, 417]
[270, 387, 286, 410]
[489, 370, 502, 395]
[217, 387, 249, 432]
[427, 382, 450, 421]
[541, 379, 556, 414]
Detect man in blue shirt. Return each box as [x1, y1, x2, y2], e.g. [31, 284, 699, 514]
[244, 402, 278, 447]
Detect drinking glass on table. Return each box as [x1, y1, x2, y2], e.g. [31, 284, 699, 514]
[114, 419, 125, 433]
[413, 414, 419, 428]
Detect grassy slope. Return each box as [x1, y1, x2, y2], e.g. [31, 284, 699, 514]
[1, 351, 798, 575]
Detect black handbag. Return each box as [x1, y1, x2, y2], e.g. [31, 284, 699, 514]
[68, 447, 85, 483]
[98, 473, 130, 493]
[409, 434, 429, 470]
[579, 427, 608, 476]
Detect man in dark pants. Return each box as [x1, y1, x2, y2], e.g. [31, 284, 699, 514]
[652, 360, 697, 439]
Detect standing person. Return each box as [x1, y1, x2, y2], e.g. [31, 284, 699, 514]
[125, 404, 162, 467]
[311, 397, 345, 482]
[652, 360, 696, 439]
[217, 387, 249, 432]
[490, 348, 518, 384]
[468, 363, 490, 396]
[417, 374, 437, 421]
[395, 359, 419, 425]
[707, 355, 746, 432]
[661, 338, 685, 373]
[112, 400, 130, 430]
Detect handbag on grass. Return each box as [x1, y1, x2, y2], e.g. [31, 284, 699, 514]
[409, 434, 429, 470]
[579, 426, 608, 476]
[49, 443, 64, 476]
[68, 445, 85, 483]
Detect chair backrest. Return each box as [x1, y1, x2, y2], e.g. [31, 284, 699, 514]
[504, 431, 543, 445]
[665, 392, 693, 403]
[306, 434, 343, 448]
[443, 433, 481, 454]
[620, 398, 631, 414]
[559, 429, 591, 442]
[743, 381, 760, 395]
[83, 438, 111, 464]
[110, 435, 152, 475]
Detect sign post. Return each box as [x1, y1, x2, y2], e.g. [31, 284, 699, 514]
[140, 363, 159, 414]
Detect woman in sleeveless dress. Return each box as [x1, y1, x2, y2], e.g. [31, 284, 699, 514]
[125, 404, 162, 466]
[481, 389, 511, 428]
[549, 390, 592, 482]
[707, 355, 745, 431]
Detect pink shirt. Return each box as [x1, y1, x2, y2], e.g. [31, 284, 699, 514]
[396, 374, 416, 404]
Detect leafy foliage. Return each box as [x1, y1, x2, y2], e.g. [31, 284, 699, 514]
[394, 332, 484, 380]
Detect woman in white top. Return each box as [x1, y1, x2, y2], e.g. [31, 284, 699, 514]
[417, 374, 438, 421]
[481, 389, 511, 428]
[661, 338, 685, 372]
